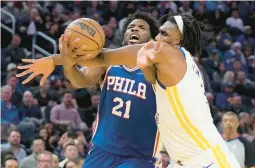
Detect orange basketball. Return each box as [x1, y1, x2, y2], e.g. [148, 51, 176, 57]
[65, 18, 105, 57]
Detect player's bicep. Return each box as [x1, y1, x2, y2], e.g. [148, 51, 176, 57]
[153, 43, 186, 87]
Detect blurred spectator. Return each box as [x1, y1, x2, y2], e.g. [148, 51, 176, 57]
[206, 92, 221, 126]
[51, 90, 87, 130]
[80, 91, 99, 128]
[36, 151, 54, 168]
[1, 2, 20, 24]
[1, 154, 19, 168]
[238, 112, 252, 135]
[2, 35, 26, 66]
[178, 1, 192, 15]
[212, 63, 226, 89]
[216, 28, 232, 52]
[202, 49, 219, 79]
[74, 137, 87, 158]
[226, 9, 244, 35]
[228, 95, 246, 115]
[250, 99, 255, 114]
[224, 42, 246, 72]
[6, 74, 23, 107]
[222, 71, 235, 84]
[63, 159, 79, 168]
[222, 112, 255, 168]
[1, 85, 20, 126]
[19, 136, 45, 168]
[20, 91, 42, 123]
[1, 129, 27, 162]
[236, 26, 255, 47]
[33, 79, 56, 107]
[235, 71, 255, 98]
[150, 8, 160, 20]
[53, 154, 60, 168]
[193, 5, 208, 22]
[59, 143, 79, 168]
[216, 82, 236, 110]
[208, 8, 226, 33]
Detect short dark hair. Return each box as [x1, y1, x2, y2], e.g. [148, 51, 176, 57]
[7, 129, 20, 137]
[62, 89, 74, 97]
[122, 10, 159, 39]
[222, 111, 239, 121]
[36, 151, 53, 162]
[64, 143, 76, 152]
[2, 155, 17, 167]
[32, 136, 44, 146]
[159, 13, 204, 56]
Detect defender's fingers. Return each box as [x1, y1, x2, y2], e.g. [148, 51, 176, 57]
[40, 75, 49, 86]
[155, 39, 162, 52]
[70, 38, 80, 51]
[21, 59, 36, 63]
[16, 69, 33, 77]
[22, 73, 37, 84]
[17, 65, 32, 70]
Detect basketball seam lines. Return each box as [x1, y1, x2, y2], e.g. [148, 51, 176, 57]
[66, 28, 99, 49]
[84, 19, 104, 46]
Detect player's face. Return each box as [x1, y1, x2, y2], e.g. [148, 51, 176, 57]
[156, 21, 181, 46]
[221, 115, 239, 132]
[123, 19, 151, 46]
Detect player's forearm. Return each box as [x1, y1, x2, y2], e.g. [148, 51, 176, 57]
[63, 65, 91, 89]
[99, 44, 143, 66]
[140, 66, 157, 84]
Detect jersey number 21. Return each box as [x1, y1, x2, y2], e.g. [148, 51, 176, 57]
[112, 97, 131, 119]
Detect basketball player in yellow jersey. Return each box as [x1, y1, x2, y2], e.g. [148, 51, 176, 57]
[137, 14, 241, 168]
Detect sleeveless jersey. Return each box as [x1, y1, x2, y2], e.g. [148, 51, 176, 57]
[93, 65, 159, 158]
[155, 47, 234, 166]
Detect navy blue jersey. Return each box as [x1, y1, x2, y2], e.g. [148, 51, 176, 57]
[92, 65, 158, 158]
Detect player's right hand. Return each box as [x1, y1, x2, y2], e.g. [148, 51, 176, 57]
[16, 56, 55, 86]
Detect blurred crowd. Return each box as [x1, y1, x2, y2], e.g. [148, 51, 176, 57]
[1, 1, 255, 168]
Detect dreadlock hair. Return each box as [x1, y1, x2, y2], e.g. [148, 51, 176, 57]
[159, 13, 204, 57]
[122, 10, 159, 39]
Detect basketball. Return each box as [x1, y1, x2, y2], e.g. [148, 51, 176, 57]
[65, 18, 105, 57]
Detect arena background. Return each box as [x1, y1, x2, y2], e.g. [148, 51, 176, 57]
[1, 1, 255, 168]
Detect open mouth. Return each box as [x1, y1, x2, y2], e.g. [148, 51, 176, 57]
[128, 34, 140, 44]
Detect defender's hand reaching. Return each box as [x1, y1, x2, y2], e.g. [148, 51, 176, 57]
[137, 40, 162, 69]
[16, 57, 55, 86]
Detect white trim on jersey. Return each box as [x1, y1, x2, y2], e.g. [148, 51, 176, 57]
[122, 65, 139, 72]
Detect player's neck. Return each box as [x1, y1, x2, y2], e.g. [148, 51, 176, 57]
[222, 132, 239, 140]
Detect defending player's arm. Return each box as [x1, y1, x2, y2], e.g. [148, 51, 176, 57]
[17, 34, 154, 87]
[137, 40, 187, 86]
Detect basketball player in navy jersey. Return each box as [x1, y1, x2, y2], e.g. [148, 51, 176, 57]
[17, 11, 161, 168]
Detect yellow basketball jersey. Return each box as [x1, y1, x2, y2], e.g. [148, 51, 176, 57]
[154, 48, 231, 164]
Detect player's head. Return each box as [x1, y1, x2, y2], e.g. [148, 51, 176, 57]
[221, 112, 239, 133]
[157, 13, 204, 56]
[122, 10, 159, 46]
